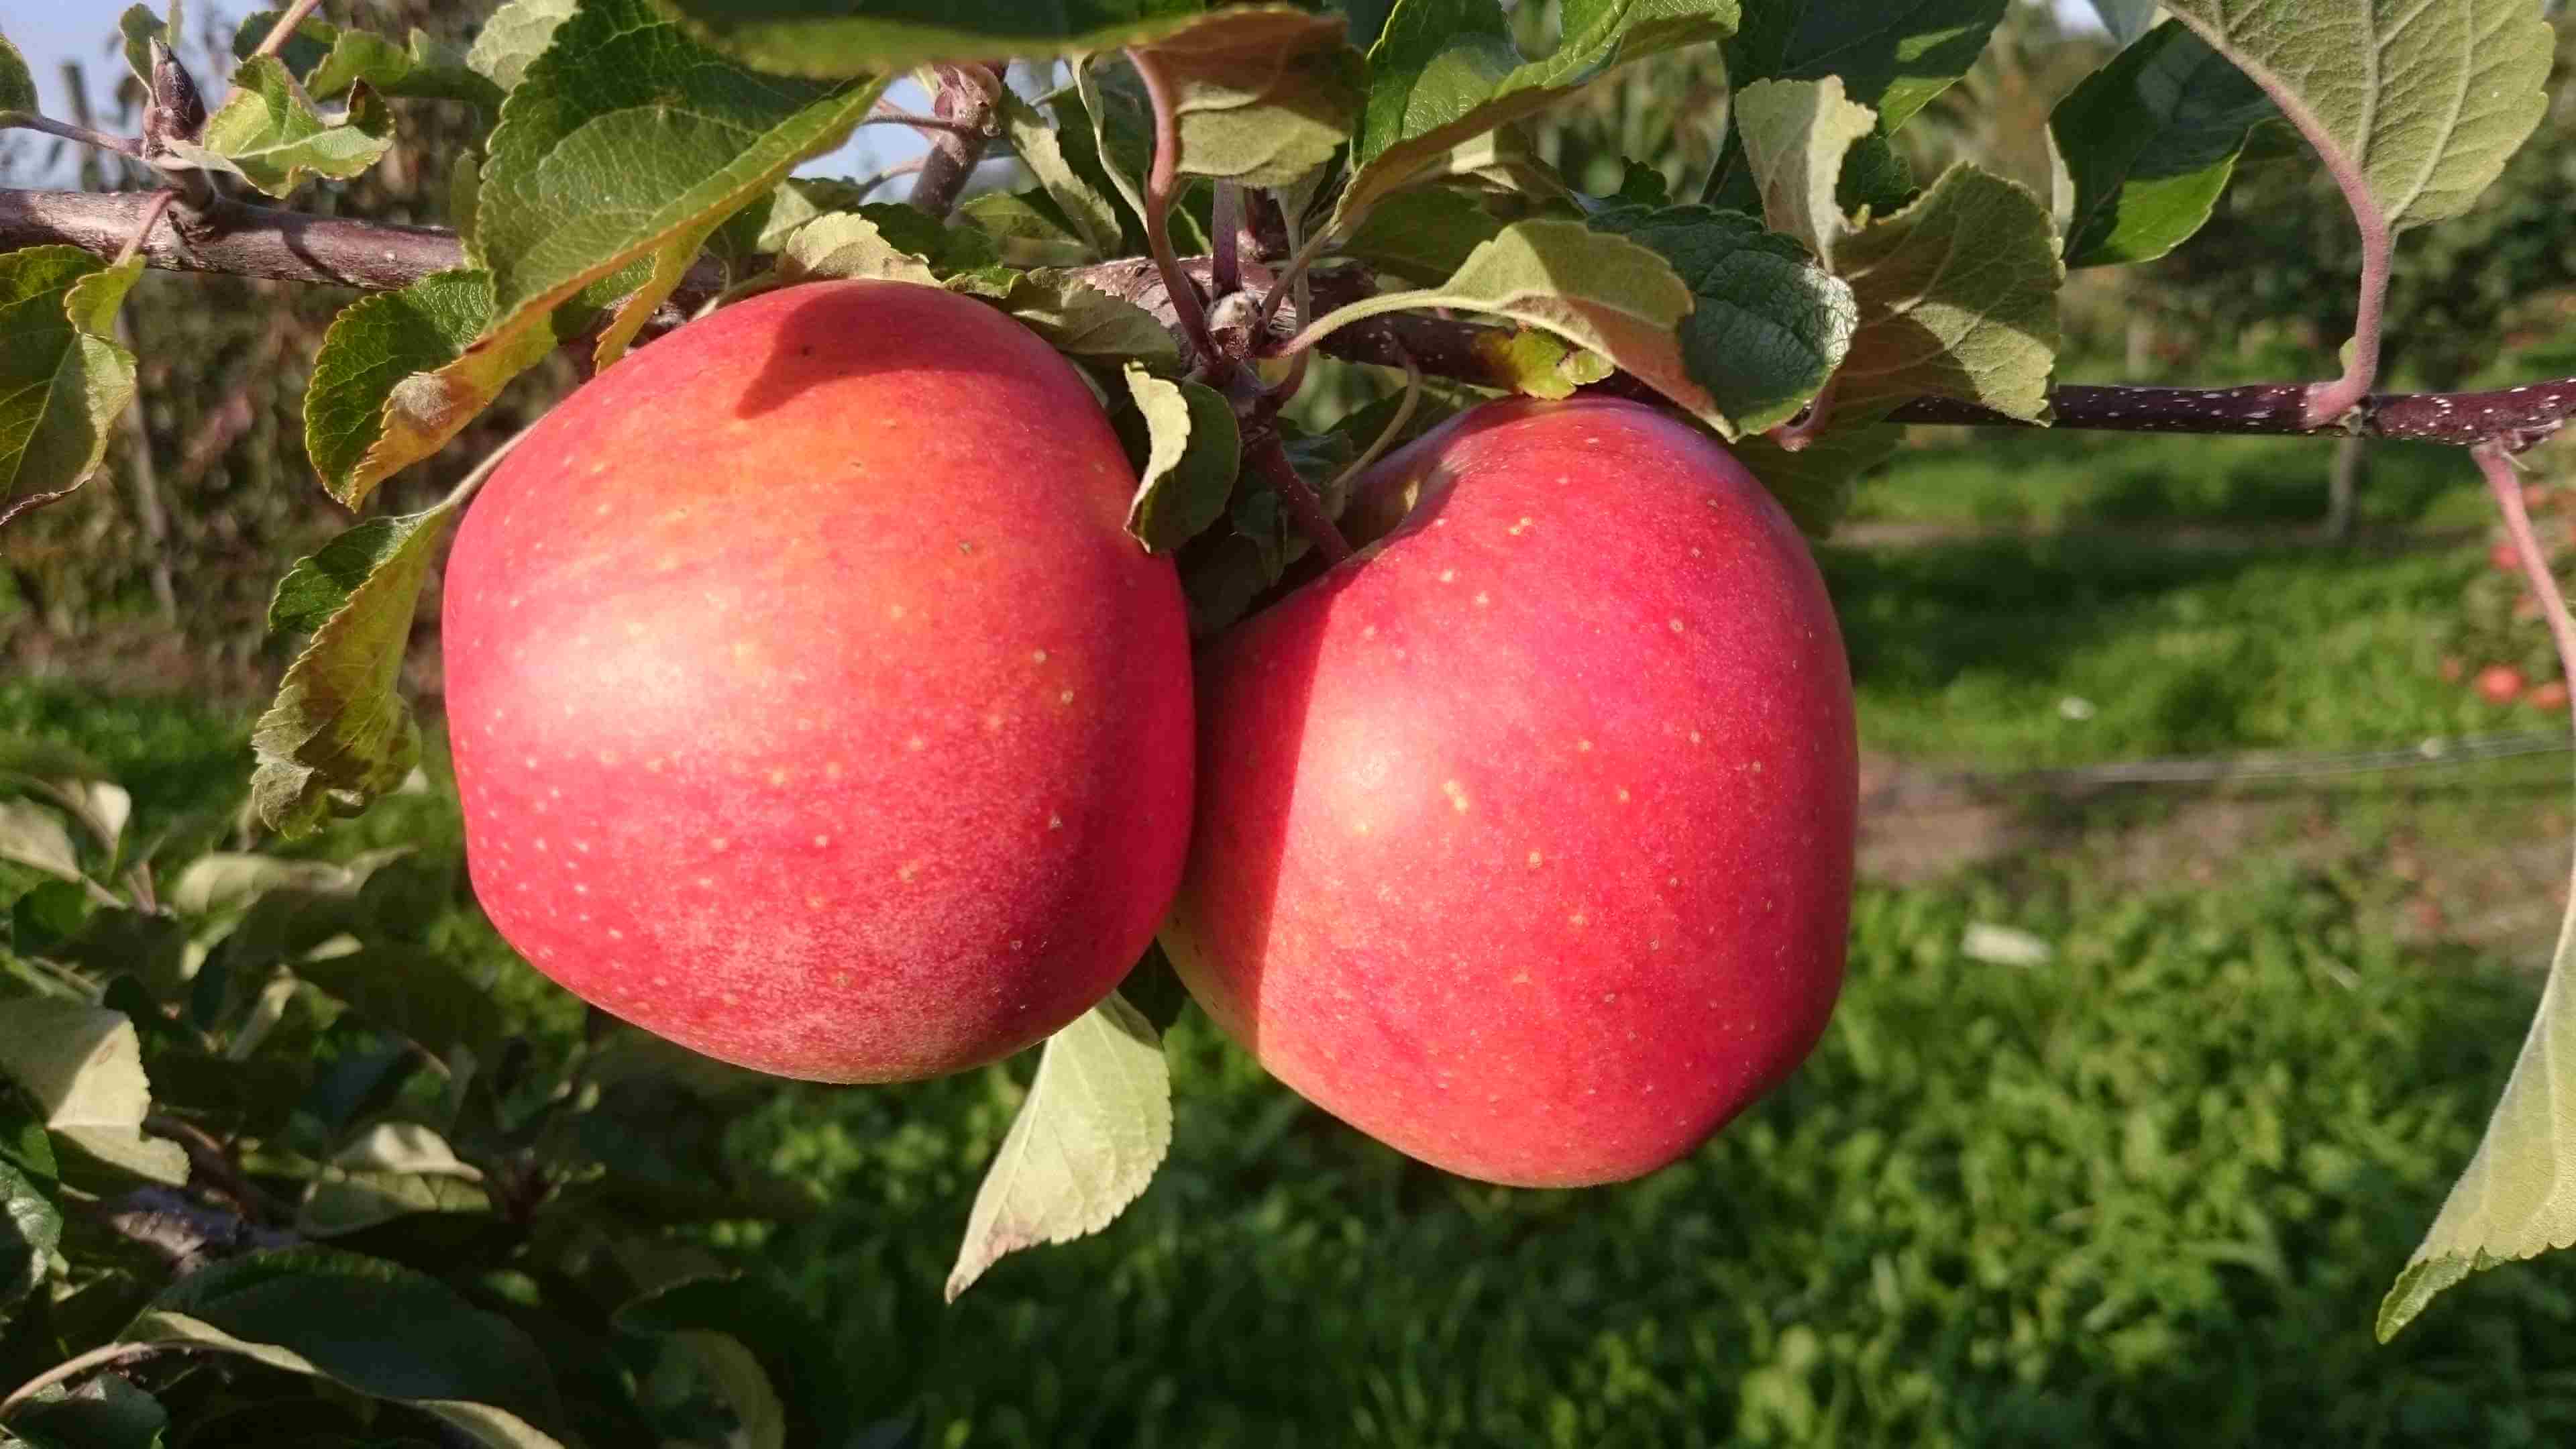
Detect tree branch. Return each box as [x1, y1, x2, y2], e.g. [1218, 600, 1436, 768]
[906, 65, 998, 221]
[7, 186, 2571, 452]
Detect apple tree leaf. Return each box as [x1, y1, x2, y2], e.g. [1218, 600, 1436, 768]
[161, 56, 396, 199]
[294, 946, 506, 1067]
[614, 1277, 852, 1449]
[0, 248, 142, 524]
[466, 0, 577, 94]
[2381, 857, 2576, 1339]
[998, 94, 1126, 262]
[0, 798, 80, 880]
[2051, 19, 2275, 269]
[0, 1000, 189, 1186]
[1337, 184, 1503, 284]
[1731, 76, 1877, 265]
[2159, 0, 2551, 232]
[655, 0, 1326, 78]
[250, 489, 472, 838]
[995, 270, 1179, 364]
[0, 31, 37, 114]
[947, 991, 1171, 1301]
[297, 1122, 490, 1237]
[1118, 364, 1238, 553]
[1731, 419, 1901, 538]
[117, 5, 166, 89]
[124, 1247, 572, 1448]
[1702, 0, 2001, 209]
[1589, 203, 1857, 435]
[773, 211, 939, 286]
[306, 26, 504, 108]
[302, 269, 518, 508]
[0, 1098, 60, 1315]
[1827, 163, 2061, 422]
[1337, 0, 1737, 231]
[1138, 11, 1360, 188]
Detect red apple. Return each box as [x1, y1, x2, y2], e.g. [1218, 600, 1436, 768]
[1163, 398, 1857, 1187]
[442, 281, 1194, 1082]
[2532, 680, 2570, 712]
[2478, 663, 2528, 705]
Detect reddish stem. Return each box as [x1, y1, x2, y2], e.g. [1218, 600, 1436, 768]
[1124, 47, 1218, 369]
[1249, 432, 1352, 566]
[2483, 442, 2576, 704]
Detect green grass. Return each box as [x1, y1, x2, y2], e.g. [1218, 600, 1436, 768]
[1850, 429, 2485, 533]
[9, 427, 2575, 1444]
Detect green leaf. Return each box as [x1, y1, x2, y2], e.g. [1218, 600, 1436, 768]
[465, 0, 577, 94]
[1117, 365, 1238, 553]
[994, 270, 1178, 364]
[0, 1001, 189, 1185]
[293, 946, 504, 1066]
[1338, 185, 1503, 284]
[1, 1102, 60, 1313]
[250, 495, 465, 839]
[1829, 163, 2060, 422]
[614, 1277, 849, 1448]
[1140, 11, 1360, 188]
[162, 56, 396, 199]
[5, 1374, 166, 1449]
[301, 270, 541, 511]
[231, 8, 340, 77]
[2161, 0, 2551, 231]
[124, 1246, 572, 1448]
[1467, 327, 1612, 400]
[2382, 853, 2576, 1338]
[0, 248, 142, 522]
[117, 5, 165, 89]
[1298, 219, 1729, 431]
[0, 31, 37, 113]
[1730, 419, 1900, 537]
[2051, 20, 2274, 269]
[297, 1122, 490, 1237]
[958, 191, 1098, 270]
[1721, 0, 2004, 133]
[0, 799, 80, 881]
[656, 0, 1327, 78]
[999, 94, 1124, 262]
[1589, 203, 1857, 435]
[471, 0, 888, 375]
[1731, 76, 1876, 264]
[772, 211, 938, 286]
[1338, 0, 1737, 231]
[1066, 57, 1155, 246]
[307, 28, 504, 109]
[946, 991, 1171, 1301]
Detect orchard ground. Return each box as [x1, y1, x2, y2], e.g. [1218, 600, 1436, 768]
[11, 427, 2576, 1443]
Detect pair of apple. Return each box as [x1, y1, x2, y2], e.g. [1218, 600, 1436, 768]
[441, 281, 1858, 1188]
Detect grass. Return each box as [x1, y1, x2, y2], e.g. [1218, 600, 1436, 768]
[12, 423, 2576, 1444]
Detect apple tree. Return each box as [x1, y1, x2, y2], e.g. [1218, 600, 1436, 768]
[0, 0, 2570, 1440]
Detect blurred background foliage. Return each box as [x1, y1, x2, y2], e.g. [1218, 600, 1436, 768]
[9, 3, 2576, 1442]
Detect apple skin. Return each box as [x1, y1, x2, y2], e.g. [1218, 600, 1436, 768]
[1161, 397, 1856, 1187]
[442, 280, 1194, 1083]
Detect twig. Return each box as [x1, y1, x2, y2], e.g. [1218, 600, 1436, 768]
[8, 187, 2576, 451]
[143, 1113, 293, 1225]
[0, 114, 142, 158]
[1248, 431, 1351, 565]
[250, 0, 329, 61]
[859, 111, 990, 136]
[113, 189, 178, 266]
[906, 64, 1000, 221]
[2485, 443, 2576, 700]
[0, 1344, 167, 1421]
[1124, 47, 1218, 368]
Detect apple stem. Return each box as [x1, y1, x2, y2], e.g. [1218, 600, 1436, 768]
[2483, 441, 2576, 717]
[113, 188, 178, 268]
[1212, 182, 1244, 298]
[250, 0, 328, 60]
[1126, 46, 1221, 372]
[1249, 432, 1353, 566]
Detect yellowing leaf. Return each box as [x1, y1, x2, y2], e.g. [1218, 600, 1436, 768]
[0, 1000, 189, 1185]
[0, 248, 142, 522]
[947, 992, 1171, 1300]
[1829, 163, 2061, 422]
